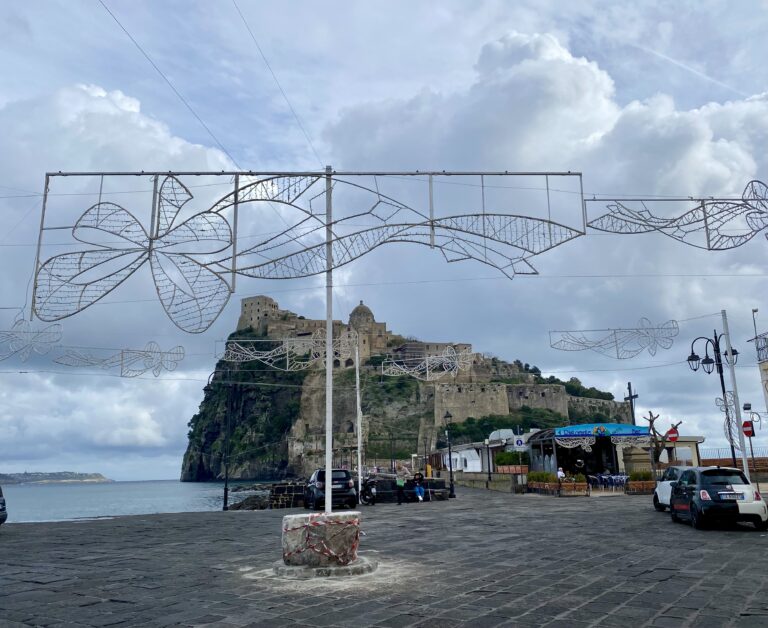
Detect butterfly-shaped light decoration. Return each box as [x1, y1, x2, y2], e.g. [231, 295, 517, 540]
[54, 341, 184, 377]
[34, 176, 232, 334]
[549, 318, 679, 359]
[381, 345, 473, 381]
[715, 391, 741, 450]
[0, 318, 62, 362]
[587, 180, 768, 251]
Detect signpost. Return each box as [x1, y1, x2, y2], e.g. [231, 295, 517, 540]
[666, 427, 679, 443]
[743, 420, 756, 477]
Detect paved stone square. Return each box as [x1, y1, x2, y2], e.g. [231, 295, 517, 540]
[1, 487, 767, 627]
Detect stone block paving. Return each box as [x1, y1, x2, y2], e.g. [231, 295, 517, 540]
[1, 488, 768, 626]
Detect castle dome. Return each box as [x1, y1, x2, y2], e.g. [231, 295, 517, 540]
[349, 300, 375, 328]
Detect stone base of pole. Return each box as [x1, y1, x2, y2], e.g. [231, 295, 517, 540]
[277, 511, 377, 578]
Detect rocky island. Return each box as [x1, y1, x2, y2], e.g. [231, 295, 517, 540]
[182, 295, 630, 482]
[0, 472, 113, 485]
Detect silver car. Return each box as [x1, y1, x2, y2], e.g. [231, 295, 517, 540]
[654, 466, 692, 511]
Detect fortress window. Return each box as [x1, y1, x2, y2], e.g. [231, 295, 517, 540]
[345, 358, 354, 367]
[333, 359, 340, 368]
[457, 387, 462, 393]
[541, 392, 546, 398]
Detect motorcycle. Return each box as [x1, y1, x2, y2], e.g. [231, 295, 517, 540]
[359, 475, 377, 506]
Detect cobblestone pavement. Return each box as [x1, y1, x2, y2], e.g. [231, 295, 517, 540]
[2, 487, 768, 627]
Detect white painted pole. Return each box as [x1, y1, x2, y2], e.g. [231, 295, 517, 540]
[355, 339, 363, 498]
[324, 165, 334, 513]
[722, 309, 751, 480]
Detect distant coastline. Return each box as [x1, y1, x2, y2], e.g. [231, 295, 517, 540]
[0, 472, 113, 485]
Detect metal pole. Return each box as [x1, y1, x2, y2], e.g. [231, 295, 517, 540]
[324, 165, 334, 513]
[486, 441, 492, 485]
[355, 339, 363, 498]
[713, 332, 738, 467]
[446, 428, 456, 498]
[30, 174, 50, 321]
[722, 310, 750, 479]
[223, 368, 232, 511]
[749, 434, 756, 479]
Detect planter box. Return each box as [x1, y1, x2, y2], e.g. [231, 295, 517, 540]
[558, 481, 589, 497]
[496, 465, 529, 474]
[625, 480, 656, 495]
[527, 481, 558, 495]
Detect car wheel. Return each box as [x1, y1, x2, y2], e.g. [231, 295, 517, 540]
[347, 499, 356, 509]
[670, 507, 681, 523]
[691, 504, 706, 530]
[653, 494, 666, 512]
[303, 494, 310, 509]
[755, 518, 768, 531]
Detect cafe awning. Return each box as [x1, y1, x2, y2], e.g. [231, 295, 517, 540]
[553, 423, 651, 452]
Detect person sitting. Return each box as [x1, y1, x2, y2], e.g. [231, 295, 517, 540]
[557, 467, 566, 480]
[413, 470, 425, 502]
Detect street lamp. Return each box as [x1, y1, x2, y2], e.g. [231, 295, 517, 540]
[443, 410, 456, 498]
[484, 438, 492, 486]
[687, 330, 739, 467]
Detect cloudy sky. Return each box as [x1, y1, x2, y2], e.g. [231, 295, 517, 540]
[2, 0, 768, 480]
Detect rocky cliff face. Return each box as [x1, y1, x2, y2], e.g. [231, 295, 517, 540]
[182, 335, 630, 481]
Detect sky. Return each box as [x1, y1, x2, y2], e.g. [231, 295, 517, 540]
[2, 0, 768, 480]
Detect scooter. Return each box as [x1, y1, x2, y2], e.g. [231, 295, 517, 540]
[359, 475, 377, 506]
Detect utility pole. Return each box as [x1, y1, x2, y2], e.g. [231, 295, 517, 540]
[624, 382, 638, 426]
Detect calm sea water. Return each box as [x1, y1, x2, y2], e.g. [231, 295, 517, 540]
[1, 481, 255, 523]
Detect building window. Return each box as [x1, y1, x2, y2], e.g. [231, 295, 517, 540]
[541, 392, 546, 398]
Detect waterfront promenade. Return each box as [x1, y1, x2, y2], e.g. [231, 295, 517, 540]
[1, 487, 767, 627]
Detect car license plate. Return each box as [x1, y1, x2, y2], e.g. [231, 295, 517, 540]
[332, 484, 342, 489]
[721, 493, 743, 500]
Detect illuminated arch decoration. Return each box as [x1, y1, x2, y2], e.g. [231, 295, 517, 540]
[0, 317, 62, 362]
[587, 180, 768, 250]
[380, 346, 473, 381]
[54, 341, 184, 377]
[549, 318, 679, 359]
[31, 171, 586, 333]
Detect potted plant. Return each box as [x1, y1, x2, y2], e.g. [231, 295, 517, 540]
[527, 471, 558, 495]
[559, 473, 589, 497]
[626, 470, 656, 495]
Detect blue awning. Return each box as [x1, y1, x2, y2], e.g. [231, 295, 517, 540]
[554, 423, 650, 438]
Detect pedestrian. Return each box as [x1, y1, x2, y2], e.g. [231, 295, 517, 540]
[413, 470, 425, 502]
[396, 464, 410, 505]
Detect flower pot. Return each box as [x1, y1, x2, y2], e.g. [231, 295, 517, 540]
[625, 480, 656, 495]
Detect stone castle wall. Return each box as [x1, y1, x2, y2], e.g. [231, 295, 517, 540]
[568, 396, 632, 423]
[507, 384, 569, 416]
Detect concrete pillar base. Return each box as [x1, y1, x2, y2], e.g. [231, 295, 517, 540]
[272, 556, 378, 579]
[281, 511, 361, 567]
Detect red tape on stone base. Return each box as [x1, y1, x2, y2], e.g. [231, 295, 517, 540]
[282, 514, 361, 565]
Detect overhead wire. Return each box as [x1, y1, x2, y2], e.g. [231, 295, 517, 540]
[231, 0, 324, 168]
[98, 0, 242, 169]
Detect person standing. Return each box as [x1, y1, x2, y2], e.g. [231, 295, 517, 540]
[396, 464, 410, 505]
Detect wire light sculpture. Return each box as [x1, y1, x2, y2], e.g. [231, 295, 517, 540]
[380, 346, 473, 381]
[54, 341, 185, 377]
[34, 177, 233, 334]
[716, 391, 742, 451]
[220, 329, 357, 370]
[31, 171, 585, 333]
[549, 318, 679, 359]
[587, 180, 768, 250]
[0, 317, 62, 362]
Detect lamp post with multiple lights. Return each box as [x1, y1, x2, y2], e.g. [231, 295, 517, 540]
[443, 410, 456, 498]
[687, 329, 739, 466]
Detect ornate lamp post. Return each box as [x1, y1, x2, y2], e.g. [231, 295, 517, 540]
[687, 329, 739, 467]
[444, 410, 456, 498]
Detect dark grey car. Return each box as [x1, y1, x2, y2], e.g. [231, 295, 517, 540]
[0, 485, 7, 526]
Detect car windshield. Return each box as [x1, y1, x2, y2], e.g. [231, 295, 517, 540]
[316, 471, 350, 481]
[701, 470, 748, 486]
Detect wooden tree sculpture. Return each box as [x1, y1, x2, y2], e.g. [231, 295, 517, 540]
[644, 411, 683, 472]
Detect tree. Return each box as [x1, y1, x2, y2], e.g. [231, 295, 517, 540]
[644, 411, 682, 472]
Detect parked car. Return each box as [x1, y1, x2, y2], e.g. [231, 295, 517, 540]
[670, 467, 768, 530]
[304, 469, 357, 510]
[0, 485, 7, 526]
[654, 465, 691, 511]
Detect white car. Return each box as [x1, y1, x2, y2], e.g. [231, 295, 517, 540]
[653, 465, 690, 511]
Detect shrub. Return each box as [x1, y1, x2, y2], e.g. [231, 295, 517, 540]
[629, 470, 654, 482]
[527, 471, 557, 483]
[573, 473, 586, 483]
[495, 451, 517, 465]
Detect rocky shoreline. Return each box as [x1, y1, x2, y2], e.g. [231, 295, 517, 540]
[0, 472, 113, 485]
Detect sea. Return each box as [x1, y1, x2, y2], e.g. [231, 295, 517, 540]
[1, 480, 259, 523]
